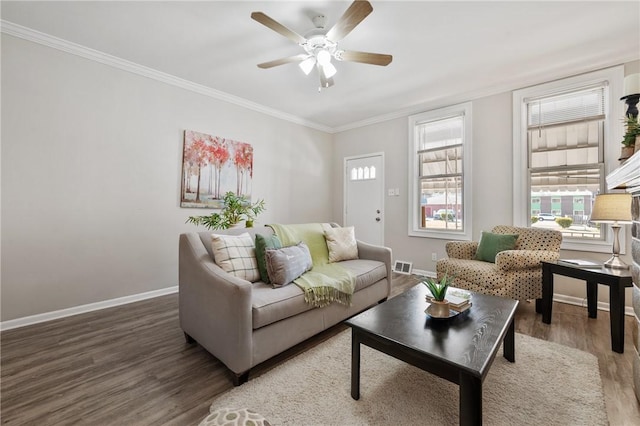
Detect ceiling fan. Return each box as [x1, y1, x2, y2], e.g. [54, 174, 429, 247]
[251, 0, 392, 90]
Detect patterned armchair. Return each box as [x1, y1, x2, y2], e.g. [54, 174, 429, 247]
[436, 225, 562, 300]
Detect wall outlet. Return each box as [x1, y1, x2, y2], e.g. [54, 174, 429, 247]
[431, 253, 437, 261]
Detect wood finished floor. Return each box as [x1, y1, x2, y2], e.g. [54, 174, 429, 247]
[2, 274, 639, 425]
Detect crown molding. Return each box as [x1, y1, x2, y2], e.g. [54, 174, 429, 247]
[2, 20, 638, 135]
[334, 57, 640, 134]
[0, 20, 333, 134]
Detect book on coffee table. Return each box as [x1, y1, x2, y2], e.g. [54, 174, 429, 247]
[426, 287, 472, 312]
[558, 259, 602, 268]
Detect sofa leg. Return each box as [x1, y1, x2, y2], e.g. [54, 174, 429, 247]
[233, 371, 250, 386]
[535, 298, 543, 314]
[184, 332, 196, 344]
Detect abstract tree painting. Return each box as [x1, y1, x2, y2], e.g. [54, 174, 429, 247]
[181, 130, 253, 208]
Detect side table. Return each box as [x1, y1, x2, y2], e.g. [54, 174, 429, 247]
[540, 261, 633, 353]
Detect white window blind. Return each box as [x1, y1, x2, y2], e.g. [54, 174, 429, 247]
[409, 103, 472, 240]
[512, 66, 623, 253]
[527, 85, 605, 129]
[524, 82, 607, 242]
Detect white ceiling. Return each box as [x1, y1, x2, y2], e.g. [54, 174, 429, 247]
[2, 1, 639, 132]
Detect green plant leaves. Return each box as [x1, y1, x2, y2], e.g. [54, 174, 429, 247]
[186, 191, 266, 230]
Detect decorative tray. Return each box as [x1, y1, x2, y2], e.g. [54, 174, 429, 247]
[424, 306, 463, 320]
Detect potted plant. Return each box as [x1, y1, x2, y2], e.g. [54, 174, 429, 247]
[186, 191, 266, 230]
[422, 273, 452, 317]
[621, 115, 640, 161]
[244, 199, 266, 228]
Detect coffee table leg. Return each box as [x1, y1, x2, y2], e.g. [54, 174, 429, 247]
[460, 373, 482, 426]
[503, 317, 515, 363]
[351, 330, 361, 400]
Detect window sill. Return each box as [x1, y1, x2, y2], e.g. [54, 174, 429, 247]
[561, 239, 623, 254]
[409, 228, 471, 241]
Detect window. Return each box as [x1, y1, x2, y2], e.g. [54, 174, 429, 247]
[513, 66, 625, 252]
[409, 102, 472, 240]
[350, 165, 376, 181]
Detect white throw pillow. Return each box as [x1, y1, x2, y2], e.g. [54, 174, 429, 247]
[324, 226, 359, 263]
[211, 233, 260, 282]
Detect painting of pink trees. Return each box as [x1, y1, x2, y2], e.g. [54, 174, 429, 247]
[181, 130, 254, 208]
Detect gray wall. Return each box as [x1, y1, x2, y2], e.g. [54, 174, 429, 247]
[1, 35, 334, 321]
[2, 34, 637, 322]
[332, 66, 637, 306]
[333, 92, 514, 272]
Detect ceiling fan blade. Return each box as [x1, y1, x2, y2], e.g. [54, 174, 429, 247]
[325, 0, 373, 42]
[257, 54, 309, 69]
[251, 12, 306, 45]
[337, 50, 392, 66]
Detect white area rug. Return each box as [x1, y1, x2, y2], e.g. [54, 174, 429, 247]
[203, 331, 607, 426]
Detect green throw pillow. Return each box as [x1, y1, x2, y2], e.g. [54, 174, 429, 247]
[475, 232, 519, 263]
[255, 233, 282, 283]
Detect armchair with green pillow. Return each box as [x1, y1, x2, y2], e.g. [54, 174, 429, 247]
[436, 225, 562, 301]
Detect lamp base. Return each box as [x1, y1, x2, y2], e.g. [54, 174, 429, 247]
[603, 254, 629, 270]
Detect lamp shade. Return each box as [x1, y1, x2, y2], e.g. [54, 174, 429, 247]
[590, 193, 632, 223]
[623, 73, 640, 97]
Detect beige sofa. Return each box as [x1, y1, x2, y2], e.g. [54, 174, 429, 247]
[179, 225, 391, 385]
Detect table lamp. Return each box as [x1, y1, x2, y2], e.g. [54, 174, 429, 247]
[621, 73, 640, 118]
[590, 193, 633, 269]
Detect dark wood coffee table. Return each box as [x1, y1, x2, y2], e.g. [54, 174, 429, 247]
[345, 284, 518, 426]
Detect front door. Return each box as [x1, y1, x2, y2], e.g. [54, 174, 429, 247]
[344, 153, 384, 245]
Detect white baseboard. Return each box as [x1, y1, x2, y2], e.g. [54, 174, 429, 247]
[2, 271, 634, 332]
[552, 293, 635, 317]
[415, 270, 634, 317]
[411, 268, 434, 278]
[0, 286, 178, 331]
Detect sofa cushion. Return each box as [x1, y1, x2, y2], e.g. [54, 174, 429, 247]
[255, 234, 282, 284]
[211, 233, 260, 282]
[251, 259, 386, 329]
[338, 259, 387, 292]
[324, 226, 358, 262]
[265, 242, 313, 287]
[475, 231, 519, 263]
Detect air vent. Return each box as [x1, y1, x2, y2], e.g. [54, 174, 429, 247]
[392, 260, 413, 275]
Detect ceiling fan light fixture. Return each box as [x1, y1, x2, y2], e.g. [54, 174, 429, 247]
[316, 49, 332, 66]
[321, 62, 337, 79]
[299, 56, 316, 75]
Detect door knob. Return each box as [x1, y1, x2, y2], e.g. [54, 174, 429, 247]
[375, 217, 381, 222]
[376, 209, 381, 214]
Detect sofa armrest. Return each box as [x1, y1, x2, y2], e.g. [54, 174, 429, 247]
[179, 233, 253, 375]
[357, 240, 392, 296]
[445, 241, 478, 260]
[495, 249, 561, 271]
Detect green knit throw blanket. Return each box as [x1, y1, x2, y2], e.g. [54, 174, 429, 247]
[267, 223, 355, 308]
